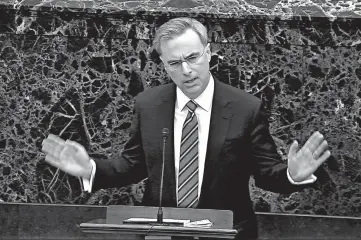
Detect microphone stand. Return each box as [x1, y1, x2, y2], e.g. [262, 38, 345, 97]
[157, 128, 168, 224]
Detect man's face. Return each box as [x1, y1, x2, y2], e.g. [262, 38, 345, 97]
[160, 29, 211, 99]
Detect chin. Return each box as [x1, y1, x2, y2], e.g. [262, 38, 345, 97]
[182, 85, 202, 99]
[187, 91, 202, 99]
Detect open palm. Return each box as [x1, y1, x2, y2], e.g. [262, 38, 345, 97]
[288, 131, 331, 182]
[42, 134, 92, 179]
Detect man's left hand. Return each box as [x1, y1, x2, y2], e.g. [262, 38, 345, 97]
[288, 131, 331, 182]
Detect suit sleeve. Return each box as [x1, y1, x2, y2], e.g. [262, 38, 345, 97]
[249, 101, 309, 193]
[91, 98, 147, 191]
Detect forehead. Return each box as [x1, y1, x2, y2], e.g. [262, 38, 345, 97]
[160, 29, 204, 60]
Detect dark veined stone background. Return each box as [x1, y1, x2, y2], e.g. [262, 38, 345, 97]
[1, 0, 361, 217]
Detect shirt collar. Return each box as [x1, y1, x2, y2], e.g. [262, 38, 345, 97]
[176, 74, 214, 112]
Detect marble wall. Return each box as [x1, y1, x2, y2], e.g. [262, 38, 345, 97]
[1, 0, 361, 217]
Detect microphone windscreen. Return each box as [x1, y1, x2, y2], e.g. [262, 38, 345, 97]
[162, 128, 169, 138]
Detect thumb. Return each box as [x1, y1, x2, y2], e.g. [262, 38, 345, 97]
[288, 140, 299, 159]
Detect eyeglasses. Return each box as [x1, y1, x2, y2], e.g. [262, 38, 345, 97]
[162, 45, 208, 71]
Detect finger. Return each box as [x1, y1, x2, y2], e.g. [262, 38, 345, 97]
[303, 144, 312, 156]
[313, 150, 331, 169]
[288, 140, 299, 158]
[65, 139, 84, 152]
[41, 138, 50, 153]
[47, 134, 66, 145]
[42, 134, 65, 153]
[45, 154, 65, 170]
[42, 138, 57, 154]
[304, 131, 324, 153]
[312, 140, 329, 159]
[42, 138, 65, 158]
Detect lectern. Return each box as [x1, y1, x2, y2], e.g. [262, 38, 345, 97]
[80, 205, 237, 239]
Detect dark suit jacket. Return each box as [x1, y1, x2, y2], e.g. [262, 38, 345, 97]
[93, 79, 307, 239]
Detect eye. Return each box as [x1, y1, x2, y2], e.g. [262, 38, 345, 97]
[169, 61, 180, 66]
[186, 55, 199, 63]
[187, 55, 198, 60]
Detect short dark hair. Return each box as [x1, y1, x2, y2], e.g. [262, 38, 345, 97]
[153, 17, 208, 56]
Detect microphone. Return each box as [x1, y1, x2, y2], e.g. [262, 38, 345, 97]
[157, 128, 169, 224]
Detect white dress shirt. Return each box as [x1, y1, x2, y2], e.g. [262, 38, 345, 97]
[83, 73, 316, 193]
[174, 74, 214, 201]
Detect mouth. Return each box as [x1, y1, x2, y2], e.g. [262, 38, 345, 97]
[184, 78, 196, 84]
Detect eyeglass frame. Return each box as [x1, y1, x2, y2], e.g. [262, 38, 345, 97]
[160, 43, 209, 71]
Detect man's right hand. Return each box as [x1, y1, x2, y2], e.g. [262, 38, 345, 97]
[41, 134, 93, 180]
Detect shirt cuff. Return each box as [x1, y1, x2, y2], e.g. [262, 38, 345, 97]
[82, 159, 96, 193]
[287, 168, 317, 185]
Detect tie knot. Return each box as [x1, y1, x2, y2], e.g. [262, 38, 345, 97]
[186, 100, 197, 113]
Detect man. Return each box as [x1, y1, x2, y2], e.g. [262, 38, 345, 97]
[42, 17, 331, 239]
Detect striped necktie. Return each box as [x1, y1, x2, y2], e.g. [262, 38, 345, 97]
[178, 100, 199, 208]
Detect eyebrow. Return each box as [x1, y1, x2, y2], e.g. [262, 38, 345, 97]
[167, 50, 200, 63]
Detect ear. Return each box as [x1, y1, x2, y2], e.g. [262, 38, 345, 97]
[206, 43, 211, 62]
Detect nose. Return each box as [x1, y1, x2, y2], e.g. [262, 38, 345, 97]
[181, 61, 192, 75]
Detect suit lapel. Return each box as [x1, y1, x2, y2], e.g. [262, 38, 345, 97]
[151, 84, 177, 206]
[199, 80, 233, 205]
